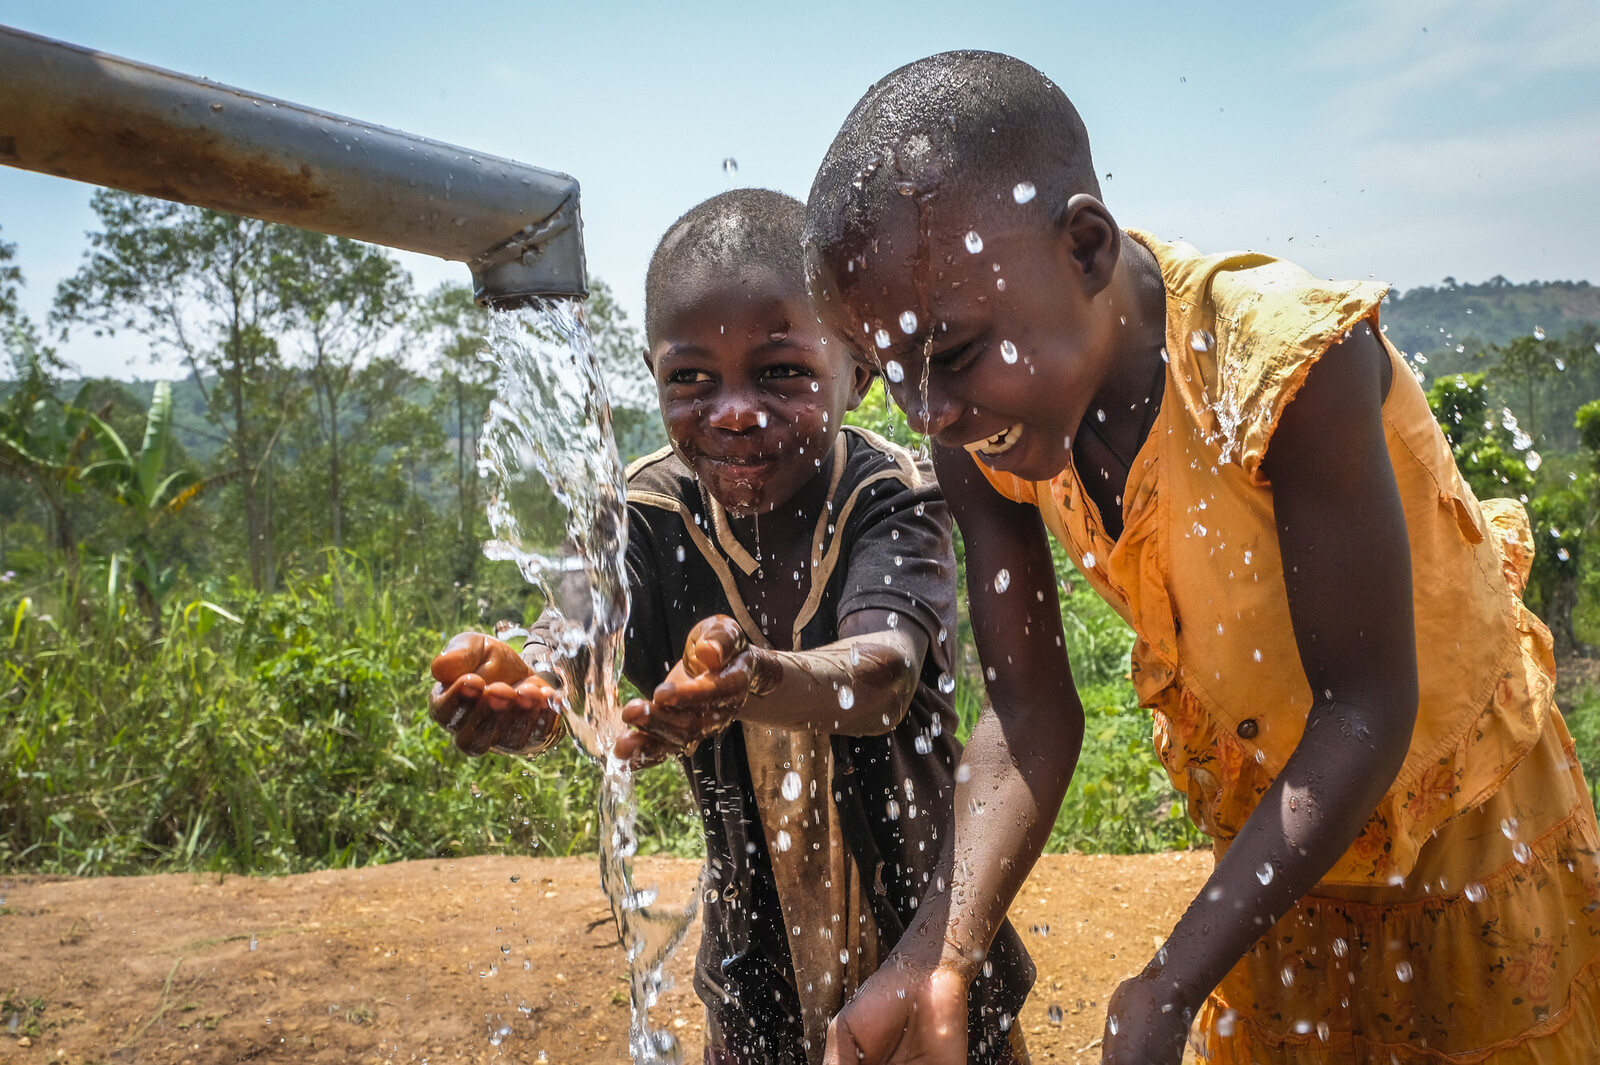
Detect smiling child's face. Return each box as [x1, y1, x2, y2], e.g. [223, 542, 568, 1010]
[648, 268, 871, 517]
[809, 195, 1123, 483]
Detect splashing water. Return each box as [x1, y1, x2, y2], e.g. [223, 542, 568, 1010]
[479, 300, 696, 1064]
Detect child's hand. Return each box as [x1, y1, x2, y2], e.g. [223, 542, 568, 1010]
[614, 616, 751, 768]
[429, 632, 564, 757]
[1100, 972, 1192, 1065]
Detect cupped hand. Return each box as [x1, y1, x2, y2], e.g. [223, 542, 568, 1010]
[429, 632, 564, 756]
[613, 615, 751, 768]
[1100, 971, 1194, 1065]
[823, 960, 969, 1065]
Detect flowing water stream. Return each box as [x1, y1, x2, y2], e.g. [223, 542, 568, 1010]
[478, 299, 697, 1064]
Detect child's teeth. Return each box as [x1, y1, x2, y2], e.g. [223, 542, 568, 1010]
[965, 423, 1023, 457]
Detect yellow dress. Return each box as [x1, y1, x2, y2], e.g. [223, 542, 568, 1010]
[978, 232, 1600, 1061]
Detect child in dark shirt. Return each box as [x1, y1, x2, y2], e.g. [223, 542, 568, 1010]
[428, 189, 1032, 1065]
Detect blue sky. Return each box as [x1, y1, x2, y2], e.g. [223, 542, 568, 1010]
[2, 0, 1597, 378]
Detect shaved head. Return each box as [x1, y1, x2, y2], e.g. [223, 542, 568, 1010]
[803, 51, 1100, 276]
[645, 188, 806, 348]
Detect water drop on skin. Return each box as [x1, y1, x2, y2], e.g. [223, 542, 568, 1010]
[993, 568, 1011, 593]
[837, 685, 855, 709]
[1013, 181, 1037, 204]
[965, 231, 984, 254]
[885, 360, 905, 383]
[875, 329, 892, 349]
[899, 310, 918, 334]
[757, 411, 768, 428]
[1000, 340, 1019, 364]
[1108, 1015, 1119, 1036]
[955, 764, 972, 783]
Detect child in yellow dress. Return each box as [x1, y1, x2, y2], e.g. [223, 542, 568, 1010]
[799, 50, 1600, 1064]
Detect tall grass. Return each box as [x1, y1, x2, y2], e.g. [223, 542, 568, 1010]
[1, 556, 700, 875]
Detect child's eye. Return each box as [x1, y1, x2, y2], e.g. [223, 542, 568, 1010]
[761, 365, 808, 381]
[665, 368, 713, 385]
[930, 340, 981, 372]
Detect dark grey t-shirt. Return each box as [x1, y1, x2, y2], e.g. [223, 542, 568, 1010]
[620, 427, 1033, 1065]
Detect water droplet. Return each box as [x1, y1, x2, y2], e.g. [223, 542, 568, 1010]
[1047, 1003, 1063, 1024]
[1526, 451, 1542, 472]
[722, 157, 738, 175]
[1253, 649, 1263, 662]
[964, 231, 984, 254]
[1332, 937, 1348, 958]
[1464, 881, 1486, 902]
[1256, 862, 1274, 885]
[249, 934, 258, 951]
[938, 673, 956, 694]
[1030, 923, 1050, 936]
[1012, 181, 1037, 204]
[1108, 1014, 1119, 1035]
[1533, 326, 1546, 341]
[1082, 552, 1096, 569]
[885, 360, 905, 383]
[1216, 1010, 1237, 1038]
[993, 569, 1011, 593]
[1000, 340, 1019, 364]
[837, 685, 855, 709]
[986, 666, 996, 681]
[1395, 960, 1413, 982]
[757, 411, 768, 428]
[1456, 344, 1465, 353]
[899, 310, 919, 334]
[1317, 1021, 1330, 1043]
[781, 770, 802, 802]
[1501, 817, 1520, 840]
[1558, 548, 1571, 562]
[886, 799, 901, 820]
[1513, 841, 1533, 864]
[875, 329, 892, 349]
[914, 733, 932, 754]
[776, 830, 792, 852]
[810, 381, 819, 392]
[1190, 330, 1214, 353]
[1280, 965, 1296, 988]
[955, 764, 972, 783]
[675, 545, 686, 562]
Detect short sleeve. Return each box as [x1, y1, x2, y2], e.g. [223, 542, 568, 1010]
[1203, 260, 1388, 484]
[836, 470, 959, 676]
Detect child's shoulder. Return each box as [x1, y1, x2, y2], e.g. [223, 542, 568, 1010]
[625, 446, 695, 508]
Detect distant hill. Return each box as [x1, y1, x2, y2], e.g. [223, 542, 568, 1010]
[1383, 277, 1600, 357]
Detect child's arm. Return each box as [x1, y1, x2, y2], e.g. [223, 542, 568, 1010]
[612, 610, 929, 767]
[1103, 323, 1418, 1064]
[824, 448, 1084, 1065]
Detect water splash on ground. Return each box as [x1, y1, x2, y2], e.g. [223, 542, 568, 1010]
[479, 300, 697, 1064]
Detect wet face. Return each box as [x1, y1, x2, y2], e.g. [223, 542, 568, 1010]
[648, 269, 871, 517]
[810, 192, 1123, 482]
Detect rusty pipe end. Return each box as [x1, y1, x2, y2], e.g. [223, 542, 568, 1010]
[471, 191, 589, 308]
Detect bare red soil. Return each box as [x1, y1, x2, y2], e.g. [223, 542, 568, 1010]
[1, 852, 1212, 1064]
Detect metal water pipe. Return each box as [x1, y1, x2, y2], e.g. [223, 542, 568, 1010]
[0, 24, 586, 306]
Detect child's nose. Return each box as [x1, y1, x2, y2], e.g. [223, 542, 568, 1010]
[707, 392, 765, 432]
[906, 389, 962, 438]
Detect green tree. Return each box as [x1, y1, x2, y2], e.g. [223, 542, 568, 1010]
[53, 191, 301, 591]
[273, 232, 413, 553]
[419, 283, 494, 581]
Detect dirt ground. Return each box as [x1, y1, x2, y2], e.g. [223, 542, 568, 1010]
[0, 851, 1212, 1065]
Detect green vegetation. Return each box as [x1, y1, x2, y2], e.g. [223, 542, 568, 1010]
[3, 203, 1598, 875]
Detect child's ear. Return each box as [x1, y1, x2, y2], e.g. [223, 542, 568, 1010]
[1056, 194, 1121, 298]
[845, 363, 876, 413]
[641, 345, 657, 377]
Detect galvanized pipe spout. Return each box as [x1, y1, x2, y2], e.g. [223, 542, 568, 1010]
[0, 24, 587, 306]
